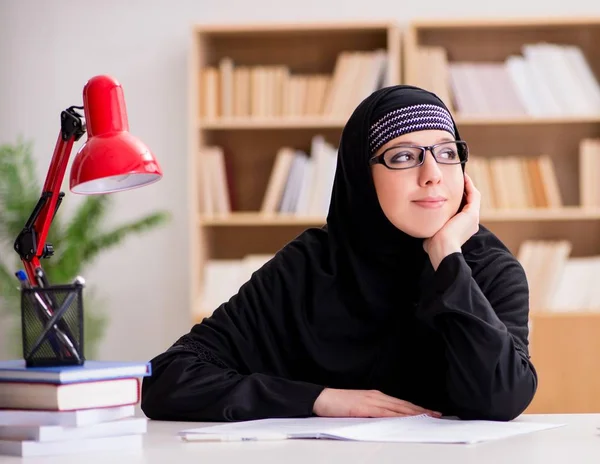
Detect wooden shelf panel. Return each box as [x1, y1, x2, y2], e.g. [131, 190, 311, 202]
[411, 17, 600, 29]
[199, 117, 347, 130]
[455, 116, 600, 126]
[526, 310, 600, 413]
[200, 213, 325, 226]
[199, 116, 600, 130]
[481, 207, 600, 221]
[199, 208, 600, 227]
[198, 209, 600, 258]
[196, 24, 394, 74]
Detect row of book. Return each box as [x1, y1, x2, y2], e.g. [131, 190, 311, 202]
[0, 360, 150, 457]
[199, 139, 600, 217]
[198, 242, 600, 318]
[261, 135, 337, 216]
[468, 138, 600, 210]
[517, 240, 600, 312]
[198, 135, 338, 217]
[199, 50, 388, 120]
[417, 42, 600, 117]
[467, 154, 562, 211]
[579, 139, 600, 208]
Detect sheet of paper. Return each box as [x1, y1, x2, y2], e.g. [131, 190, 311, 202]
[179, 414, 565, 444]
[180, 416, 383, 438]
[326, 415, 565, 443]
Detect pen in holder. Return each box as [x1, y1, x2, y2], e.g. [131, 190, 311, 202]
[20, 274, 86, 368]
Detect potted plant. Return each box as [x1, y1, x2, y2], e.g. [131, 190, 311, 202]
[0, 138, 170, 358]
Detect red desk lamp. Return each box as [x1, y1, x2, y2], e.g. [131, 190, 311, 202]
[14, 75, 163, 286]
[12, 75, 162, 367]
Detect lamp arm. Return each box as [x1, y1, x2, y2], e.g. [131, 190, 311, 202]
[13, 106, 86, 286]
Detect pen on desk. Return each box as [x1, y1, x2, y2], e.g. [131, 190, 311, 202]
[180, 433, 288, 443]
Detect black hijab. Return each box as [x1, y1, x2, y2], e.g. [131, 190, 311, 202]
[325, 85, 464, 326]
[177, 85, 483, 387]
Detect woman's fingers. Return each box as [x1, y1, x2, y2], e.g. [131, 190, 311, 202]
[368, 390, 441, 417]
[375, 399, 440, 417]
[368, 407, 411, 418]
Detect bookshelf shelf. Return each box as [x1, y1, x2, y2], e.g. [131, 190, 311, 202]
[199, 117, 347, 130]
[481, 207, 600, 221]
[198, 207, 600, 227]
[199, 213, 326, 226]
[199, 115, 600, 130]
[455, 116, 600, 126]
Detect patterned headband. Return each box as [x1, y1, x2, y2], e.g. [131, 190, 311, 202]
[368, 104, 456, 155]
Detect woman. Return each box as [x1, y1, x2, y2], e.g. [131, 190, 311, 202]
[141, 85, 537, 422]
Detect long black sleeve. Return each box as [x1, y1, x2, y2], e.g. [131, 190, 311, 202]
[416, 251, 538, 421]
[141, 250, 326, 422]
[141, 343, 324, 421]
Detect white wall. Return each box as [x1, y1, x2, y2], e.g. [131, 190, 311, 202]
[1, 0, 599, 362]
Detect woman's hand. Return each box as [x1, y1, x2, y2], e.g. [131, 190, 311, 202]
[423, 173, 481, 271]
[312, 388, 442, 418]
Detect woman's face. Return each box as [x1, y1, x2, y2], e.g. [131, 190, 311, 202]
[371, 129, 465, 238]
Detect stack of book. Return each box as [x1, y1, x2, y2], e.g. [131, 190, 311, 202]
[0, 360, 151, 457]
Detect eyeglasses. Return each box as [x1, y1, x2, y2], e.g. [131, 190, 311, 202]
[368, 141, 469, 170]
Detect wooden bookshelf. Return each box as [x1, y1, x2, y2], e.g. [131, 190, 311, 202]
[405, 17, 600, 414]
[190, 21, 400, 320]
[190, 18, 600, 414]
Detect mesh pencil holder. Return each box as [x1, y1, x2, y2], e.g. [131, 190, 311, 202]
[21, 282, 85, 368]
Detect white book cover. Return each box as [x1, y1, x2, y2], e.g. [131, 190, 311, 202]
[0, 417, 147, 442]
[0, 433, 143, 458]
[520, 47, 563, 116]
[0, 405, 135, 427]
[505, 55, 543, 117]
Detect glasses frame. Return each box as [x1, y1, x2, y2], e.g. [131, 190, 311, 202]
[368, 140, 469, 170]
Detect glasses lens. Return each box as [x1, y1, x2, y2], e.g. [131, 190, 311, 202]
[383, 146, 423, 169]
[433, 141, 468, 164]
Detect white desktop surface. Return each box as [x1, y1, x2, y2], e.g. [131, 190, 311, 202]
[1, 414, 599, 464]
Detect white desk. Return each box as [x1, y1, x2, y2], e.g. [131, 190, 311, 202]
[2, 414, 599, 464]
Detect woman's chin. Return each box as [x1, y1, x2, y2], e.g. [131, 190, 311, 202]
[393, 216, 451, 239]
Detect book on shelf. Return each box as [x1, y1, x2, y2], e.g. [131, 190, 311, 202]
[261, 135, 337, 217]
[517, 240, 600, 312]
[579, 138, 600, 208]
[414, 42, 600, 118]
[467, 154, 562, 211]
[199, 50, 388, 120]
[198, 146, 234, 216]
[0, 360, 150, 457]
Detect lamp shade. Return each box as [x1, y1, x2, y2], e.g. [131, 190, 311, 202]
[70, 75, 163, 194]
